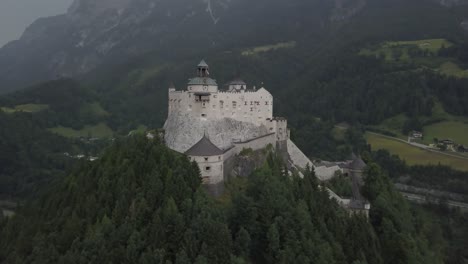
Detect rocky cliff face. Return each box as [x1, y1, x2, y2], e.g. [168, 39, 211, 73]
[0, 0, 235, 92]
[164, 112, 268, 153]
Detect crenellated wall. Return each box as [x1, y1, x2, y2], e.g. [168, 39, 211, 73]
[168, 87, 273, 126]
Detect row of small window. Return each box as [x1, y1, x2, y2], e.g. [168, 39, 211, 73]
[218, 101, 270, 107]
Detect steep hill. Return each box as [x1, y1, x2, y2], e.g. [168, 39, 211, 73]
[0, 136, 449, 263]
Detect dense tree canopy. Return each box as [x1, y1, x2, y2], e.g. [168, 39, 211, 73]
[0, 136, 452, 263]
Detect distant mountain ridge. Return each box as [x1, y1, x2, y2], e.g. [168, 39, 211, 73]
[0, 0, 467, 93]
[0, 0, 375, 93]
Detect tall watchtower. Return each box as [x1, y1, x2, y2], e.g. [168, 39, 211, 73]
[187, 60, 218, 95]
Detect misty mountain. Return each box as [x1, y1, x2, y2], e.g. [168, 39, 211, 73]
[1, 0, 467, 93]
[0, 0, 340, 93]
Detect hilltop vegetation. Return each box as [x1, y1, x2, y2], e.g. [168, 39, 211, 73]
[0, 136, 451, 263]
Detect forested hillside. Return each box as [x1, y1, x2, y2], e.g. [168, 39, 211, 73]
[0, 136, 452, 263]
[1, 0, 468, 200]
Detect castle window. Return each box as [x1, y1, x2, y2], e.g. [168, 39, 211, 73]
[213, 95, 217, 98]
[205, 166, 211, 171]
[232, 101, 237, 108]
[204, 157, 209, 161]
[220, 101, 224, 108]
[245, 102, 247, 106]
[218, 156, 221, 161]
[250, 101, 253, 105]
[201, 114, 207, 117]
[265, 101, 269, 105]
[250, 108, 253, 112]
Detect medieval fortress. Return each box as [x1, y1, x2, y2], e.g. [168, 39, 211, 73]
[163, 60, 369, 213]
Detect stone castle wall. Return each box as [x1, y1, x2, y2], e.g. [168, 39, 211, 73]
[190, 155, 224, 185]
[232, 133, 277, 154]
[168, 88, 273, 127]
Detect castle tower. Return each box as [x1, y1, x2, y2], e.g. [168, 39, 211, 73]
[197, 60, 210, 77]
[185, 134, 225, 186]
[187, 60, 218, 95]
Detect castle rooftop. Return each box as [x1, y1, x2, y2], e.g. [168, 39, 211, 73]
[188, 77, 217, 86]
[185, 134, 224, 156]
[198, 60, 209, 67]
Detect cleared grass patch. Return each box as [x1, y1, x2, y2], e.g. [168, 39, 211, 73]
[332, 127, 346, 141]
[128, 125, 148, 135]
[422, 121, 468, 146]
[366, 133, 468, 171]
[49, 123, 114, 138]
[80, 102, 110, 117]
[359, 39, 468, 78]
[1, 104, 49, 113]
[438, 62, 468, 78]
[386, 39, 452, 53]
[371, 114, 408, 138]
[242, 41, 296, 56]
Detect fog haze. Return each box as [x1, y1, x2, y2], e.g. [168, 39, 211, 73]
[0, 0, 73, 47]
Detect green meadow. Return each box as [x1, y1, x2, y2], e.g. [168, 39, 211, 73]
[359, 38, 468, 79]
[1, 104, 49, 113]
[422, 121, 468, 146]
[49, 123, 114, 139]
[366, 132, 468, 171]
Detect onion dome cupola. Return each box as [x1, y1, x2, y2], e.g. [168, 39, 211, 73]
[187, 60, 218, 94]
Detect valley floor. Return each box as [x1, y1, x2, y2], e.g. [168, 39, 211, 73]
[365, 132, 468, 171]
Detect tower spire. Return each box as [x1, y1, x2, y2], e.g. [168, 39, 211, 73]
[197, 60, 210, 77]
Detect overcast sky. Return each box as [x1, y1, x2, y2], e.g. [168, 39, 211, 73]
[0, 0, 73, 47]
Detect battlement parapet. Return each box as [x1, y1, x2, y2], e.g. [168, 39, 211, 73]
[267, 117, 287, 122]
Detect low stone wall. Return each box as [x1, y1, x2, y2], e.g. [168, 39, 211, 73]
[315, 165, 342, 181]
[232, 133, 276, 155]
[287, 139, 313, 169]
[287, 139, 342, 181]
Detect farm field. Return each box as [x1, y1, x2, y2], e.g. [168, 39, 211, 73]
[49, 123, 114, 138]
[365, 132, 468, 171]
[422, 121, 468, 146]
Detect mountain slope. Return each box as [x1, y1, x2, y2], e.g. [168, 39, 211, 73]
[0, 0, 339, 93]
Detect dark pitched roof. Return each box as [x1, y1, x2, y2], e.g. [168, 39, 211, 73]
[185, 135, 223, 156]
[188, 77, 217, 86]
[198, 60, 209, 67]
[350, 157, 366, 170]
[227, 78, 246, 85]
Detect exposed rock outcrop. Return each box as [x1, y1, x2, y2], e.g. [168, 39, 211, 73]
[164, 112, 268, 153]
